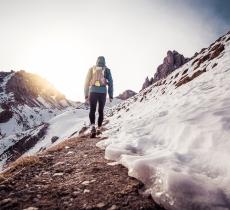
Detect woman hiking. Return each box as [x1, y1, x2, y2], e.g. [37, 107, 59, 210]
[84, 56, 113, 138]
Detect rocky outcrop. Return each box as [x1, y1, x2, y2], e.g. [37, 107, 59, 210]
[141, 50, 189, 90]
[116, 90, 137, 100]
[142, 77, 153, 90]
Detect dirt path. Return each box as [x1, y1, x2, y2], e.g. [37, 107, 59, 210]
[0, 136, 165, 210]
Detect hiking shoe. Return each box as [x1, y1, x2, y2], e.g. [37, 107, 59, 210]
[90, 125, 96, 138]
[96, 127, 102, 135]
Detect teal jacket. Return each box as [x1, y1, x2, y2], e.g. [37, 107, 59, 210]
[84, 66, 113, 99]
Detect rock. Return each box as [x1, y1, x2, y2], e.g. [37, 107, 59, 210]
[116, 90, 136, 100]
[107, 162, 119, 166]
[66, 151, 74, 155]
[0, 198, 18, 208]
[32, 198, 39, 202]
[107, 205, 118, 210]
[0, 110, 13, 123]
[96, 202, 106, 208]
[82, 181, 90, 185]
[141, 77, 152, 90]
[51, 136, 59, 143]
[53, 172, 64, 177]
[83, 189, 90, 193]
[155, 50, 188, 80]
[0, 185, 7, 191]
[72, 191, 80, 197]
[141, 50, 189, 90]
[23, 207, 38, 210]
[53, 161, 65, 167]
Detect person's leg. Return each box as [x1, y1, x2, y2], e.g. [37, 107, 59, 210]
[89, 92, 97, 125]
[98, 93, 106, 127]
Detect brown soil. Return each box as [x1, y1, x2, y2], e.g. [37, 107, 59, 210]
[0, 136, 165, 210]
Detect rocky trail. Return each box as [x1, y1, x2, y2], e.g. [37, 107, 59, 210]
[0, 135, 165, 210]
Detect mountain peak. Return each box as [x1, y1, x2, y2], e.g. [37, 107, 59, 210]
[141, 50, 189, 90]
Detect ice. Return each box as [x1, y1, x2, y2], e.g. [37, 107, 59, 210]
[97, 36, 230, 209]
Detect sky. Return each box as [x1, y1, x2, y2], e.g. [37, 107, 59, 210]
[0, 0, 229, 101]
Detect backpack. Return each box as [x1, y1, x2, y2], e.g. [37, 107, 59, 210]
[90, 66, 108, 87]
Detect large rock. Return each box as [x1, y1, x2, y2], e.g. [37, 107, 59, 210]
[116, 90, 136, 100]
[141, 50, 189, 90]
[141, 77, 153, 90]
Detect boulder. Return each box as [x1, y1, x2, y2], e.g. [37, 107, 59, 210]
[116, 90, 136, 100]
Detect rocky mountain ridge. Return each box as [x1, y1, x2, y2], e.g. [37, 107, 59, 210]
[141, 50, 189, 90]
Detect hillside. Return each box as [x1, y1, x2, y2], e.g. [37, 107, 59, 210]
[98, 31, 230, 209]
[0, 70, 82, 169]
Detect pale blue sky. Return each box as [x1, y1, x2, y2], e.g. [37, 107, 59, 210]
[0, 0, 229, 101]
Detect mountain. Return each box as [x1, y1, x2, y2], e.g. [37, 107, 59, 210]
[116, 90, 137, 100]
[0, 70, 83, 168]
[141, 50, 189, 90]
[97, 31, 230, 209]
[0, 70, 74, 136]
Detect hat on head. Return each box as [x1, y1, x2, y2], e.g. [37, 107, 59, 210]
[96, 56, 106, 67]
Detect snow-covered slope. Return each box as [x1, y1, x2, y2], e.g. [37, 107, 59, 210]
[25, 109, 89, 155]
[98, 31, 230, 209]
[0, 70, 80, 169]
[0, 70, 75, 138]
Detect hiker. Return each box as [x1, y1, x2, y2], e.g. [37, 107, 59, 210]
[84, 56, 113, 138]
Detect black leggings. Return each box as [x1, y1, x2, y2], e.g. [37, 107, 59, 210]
[89, 92, 106, 127]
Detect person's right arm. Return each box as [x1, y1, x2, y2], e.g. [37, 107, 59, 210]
[84, 68, 92, 99]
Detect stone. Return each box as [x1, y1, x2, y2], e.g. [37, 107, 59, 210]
[53, 162, 65, 167]
[0, 198, 18, 208]
[53, 172, 64, 177]
[72, 191, 80, 197]
[116, 90, 136, 100]
[51, 136, 59, 143]
[96, 202, 106, 208]
[23, 207, 38, 210]
[83, 189, 90, 193]
[82, 181, 90, 185]
[107, 205, 118, 210]
[66, 151, 74, 155]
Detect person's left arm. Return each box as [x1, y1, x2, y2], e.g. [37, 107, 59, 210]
[105, 68, 113, 101]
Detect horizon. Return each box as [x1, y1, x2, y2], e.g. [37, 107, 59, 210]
[0, 0, 230, 101]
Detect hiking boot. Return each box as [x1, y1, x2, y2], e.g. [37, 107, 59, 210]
[96, 127, 102, 135]
[90, 125, 96, 138]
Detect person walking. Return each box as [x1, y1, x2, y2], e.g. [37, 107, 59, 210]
[84, 56, 113, 138]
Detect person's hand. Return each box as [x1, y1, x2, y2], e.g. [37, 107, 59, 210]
[109, 97, 113, 102]
[85, 96, 89, 105]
